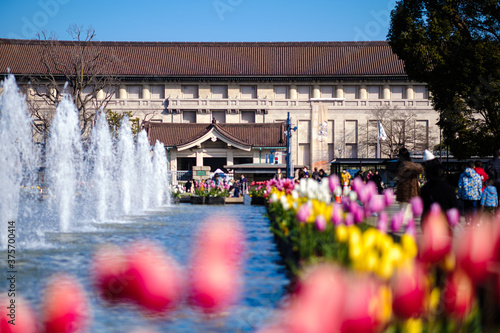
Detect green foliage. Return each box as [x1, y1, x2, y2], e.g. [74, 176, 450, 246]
[106, 110, 141, 137]
[388, 0, 500, 158]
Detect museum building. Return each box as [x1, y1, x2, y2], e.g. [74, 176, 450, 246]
[0, 39, 438, 182]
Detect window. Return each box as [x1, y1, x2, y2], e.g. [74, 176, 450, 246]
[212, 110, 226, 123]
[212, 86, 228, 99]
[241, 86, 257, 99]
[128, 86, 140, 99]
[367, 120, 379, 158]
[328, 120, 335, 161]
[241, 111, 255, 123]
[274, 86, 288, 99]
[298, 120, 311, 144]
[320, 86, 335, 98]
[299, 144, 311, 166]
[391, 86, 404, 99]
[183, 111, 196, 123]
[415, 120, 429, 150]
[151, 86, 165, 99]
[368, 86, 381, 99]
[344, 86, 358, 99]
[104, 86, 117, 99]
[345, 120, 358, 158]
[183, 85, 199, 99]
[414, 86, 428, 99]
[82, 86, 93, 97]
[297, 86, 311, 99]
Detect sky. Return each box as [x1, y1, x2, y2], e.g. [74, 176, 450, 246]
[0, 0, 397, 42]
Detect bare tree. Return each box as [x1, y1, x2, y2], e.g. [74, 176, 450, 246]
[361, 106, 436, 158]
[27, 25, 120, 138]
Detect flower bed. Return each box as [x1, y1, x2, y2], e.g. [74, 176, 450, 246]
[191, 180, 229, 205]
[261, 176, 500, 332]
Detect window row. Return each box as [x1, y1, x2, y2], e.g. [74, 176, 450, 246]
[182, 110, 256, 124]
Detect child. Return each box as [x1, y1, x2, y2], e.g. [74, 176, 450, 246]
[481, 179, 498, 215]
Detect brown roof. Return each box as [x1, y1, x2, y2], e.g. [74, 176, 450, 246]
[0, 39, 405, 77]
[145, 122, 286, 148]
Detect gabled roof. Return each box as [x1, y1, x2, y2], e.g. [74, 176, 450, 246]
[144, 122, 286, 149]
[0, 39, 406, 78]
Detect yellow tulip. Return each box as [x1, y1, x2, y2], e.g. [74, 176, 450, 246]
[404, 318, 423, 333]
[335, 225, 349, 243]
[400, 234, 418, 259]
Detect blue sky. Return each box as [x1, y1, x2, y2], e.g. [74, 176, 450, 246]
[0, 0, 397, 42]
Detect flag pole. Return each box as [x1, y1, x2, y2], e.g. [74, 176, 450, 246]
[377, 120, 381, 159]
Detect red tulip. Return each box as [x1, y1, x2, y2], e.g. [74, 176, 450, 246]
[284, 264, 346, 333]
[91, 244, 130, 302]
[41, 274, 89, 333]
[419, 204, 452, 264]
[125, 241, 184, 313]
[392, 262, 428, 318]
[340, 274, 390, 333]
[189, 218, 244, 313]
[443, 269, 475, 319]
[455, 223, 497, 285]
[0, 295, 38, 333]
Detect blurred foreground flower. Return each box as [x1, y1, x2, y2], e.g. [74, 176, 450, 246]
[0, 295, 38, 333]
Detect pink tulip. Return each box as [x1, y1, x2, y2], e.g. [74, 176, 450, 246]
[405, 218, 417, 238]
[345, 213, 354, 226]
[392, 263, 427, 319]
[443, 269, 475, 319]
[189, 218, 244, 313]
[377, 212, 388, 233]
[351, 202, 365, 224]
[410, 197, 423, 217]
[315, 215, 327, 231]
[296, 203, 311, 223]
[41, 274, 89, 333]
[455, 223, 497, 285]
[332, 204, 344, 226]
[92, 244, 130, 302]
[383, 188, 395, 206]
[0, 295, 38, 333]
[419, 204, 452, 264]
[351, 177, 364, 193]
[284, 264, 346, 333]
[367, 195, 385, 214]
[125, 241, 185, 313]
[390, 210, 404, 232]
[446, 208, 460, 228]
[329, 175, 340, 193]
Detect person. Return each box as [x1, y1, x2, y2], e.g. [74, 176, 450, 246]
[486, 146, 500, 207]
[213, 173, 221, 186]
[458, 161, 483, 225]
[420, 157, 459, 223]
[480, 179, 498, 216]
[474, 160, 488, 190]
[365, 169, 374, 182]
[341, 169, 351, 194]
[395, 147, 424, 224]
[297, 169, 306, 182]
[233, 179, 240, 197]
[354, 170, 364, 182]
[318, 169, 328, 179]
[302, 166, 310, 178]
[312, 167, 320, 181]
[185, 179, 192, 193]
[274, 168, 283, 180]
[239, 174, 248, 195]
[372, 170, 383, 194]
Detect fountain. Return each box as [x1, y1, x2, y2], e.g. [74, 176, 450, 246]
[0, 75, 289, 332]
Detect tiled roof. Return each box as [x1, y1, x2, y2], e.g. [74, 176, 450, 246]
[145, 122, 285, 148]
[0, 39, 405, 77]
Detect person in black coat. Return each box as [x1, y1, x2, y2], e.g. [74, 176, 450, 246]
[420, 157, 459, 223]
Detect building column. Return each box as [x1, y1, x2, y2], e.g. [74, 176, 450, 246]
[360, 84, 367, 100]
[383, 84, 391, 100]
[119, 85, 127, 99]
[142, 84, 151, 99]
[97, 89, 105, 100]
[226, 148, 234, 166]
[406, 85, 414, 99]
[336, 85, 344, 99]
[290, 84, 298, 99]
[313, 85, 320, 99]
[310, 102, 330, 171]
[196, 150, 204, 166]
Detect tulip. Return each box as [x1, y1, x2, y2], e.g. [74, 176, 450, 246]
[92, 244, 130, 302]
[340, 274, 391, 332]
[189, 218, 244, 313]
[392, 263, 428, 319]
[446, 208, 460, 228]
[383, 188, 395, 206]
[367, 195, 385, 214]
[284, 264, 346, 333]
[443, 269, 475, 319]
[390, 210, 404, 232]
[419, 204, 452, 264]
[345, 213, 354, 226]
[41, 274, 89, 333]
[125, 241, 185, 313]
[455, 223, 497, 285]
[351, 177, 364, 193]
[332, 204, 344, 226]
[0, 296, 38, 333]
[377, 211, 388, 233]
[405, 218, 417, 238]
[329, 174, 340, 193]
[296, 202, 312, 223]
[315, 214, 327, 231]
[410, 197, 423, 217]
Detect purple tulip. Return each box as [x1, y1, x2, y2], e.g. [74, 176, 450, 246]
[391, 210, 405, 232]
[296, 203, 311, 223]
[351, 177, 364, 193]
[429, 202, 442, 215]
[345, 213, 354, 226]
[383, 188, 395, 206]
[315, 215, 327, 231]
[350, 202, 365, 223]
[367, 195, 385, 214]
[328, 174, 340, 194]
[410, 197, 424, 217]
[331, 204, 344, 226]
[446, 208, 460, 228]
[377, 211, 388, 233]
[406, 219, 417, 238]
